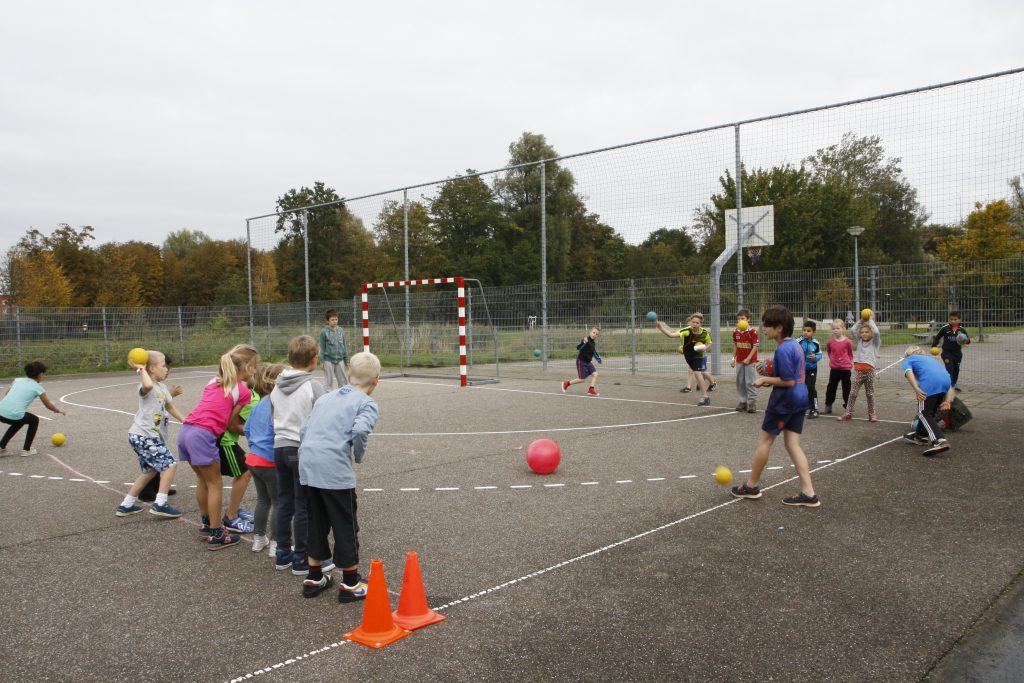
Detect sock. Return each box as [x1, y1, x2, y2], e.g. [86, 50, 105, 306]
[121, 495, 137, 507]
[308, 566, 323, 581]
[342, 569, 358, 586]
[201, 514, 210, 526]
[155, 493, 168, 506]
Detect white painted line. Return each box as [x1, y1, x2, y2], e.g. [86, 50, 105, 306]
[434, 487, 459, 491]
[739, 469, 752, 473]
[47, 476, 63, 480]
[766, 466, 783, 470]
[679, 475, 697, 479]
[69, 478, 86, 482]
[8, 472, 23, 476]
[580, 481, 599, 485]
[95, 480, 110, 484]
[399, 487, 420, 492]
[817, 459, 832, 463]
[509, 485, 532, 489]
[615, 480, 633, 484]
[647, 477, 666, 481]
[543, 483, 565, 488]
[474, 486, 498, 490]
[189, 484, 197, 489]
[363, 488, 383, 492]
[124, 482, 134, 486]
[30, 474, 45, 479]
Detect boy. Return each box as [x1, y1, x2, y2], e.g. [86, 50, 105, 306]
[731, 305, 819, 507]
[271, 335, 332, 575]
[900, 347, 954, 456]
[319, 308, 350, 390]
[298, 352, 382, 602]
[930, 311, 970, 391]
[0, 361, 66, 456]
[138, 354, 182, 503]
[823, 321, 852, 415]
[117, 351, 185, 518]
[730, 309, 759, 413]
[562, 326, 602, 396]
[655, 313, 713, 406]
[798, 320, 823, 418]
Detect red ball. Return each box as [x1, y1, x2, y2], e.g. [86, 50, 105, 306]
[526, 438, 561, 475]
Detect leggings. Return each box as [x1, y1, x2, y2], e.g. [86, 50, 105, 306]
[249, 465, 278, 537]
[1, 413, 39, 450]
[825, 368, 852, 408]
[846, 369, 875, 416]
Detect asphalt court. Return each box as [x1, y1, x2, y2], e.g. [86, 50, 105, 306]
[0, 370, 1021, 682]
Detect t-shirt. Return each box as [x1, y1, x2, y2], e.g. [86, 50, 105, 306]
[220, 390, 259, 447]
[766, 337, 808, 415]
[901, 355, 951, 397]
[827, 337, 854, 370]
[184, 379, 252, 436]
[577, 337, 597, 363]
[732, 328, 759, 363]
[0, 378, 45, 420]
[678, 327, 712, 358]
[128, 381, 173, 440]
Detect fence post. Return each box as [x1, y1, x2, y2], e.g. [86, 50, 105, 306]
[266, 302, 272, 355]
[735, 124, 744, 311]
[629, 279, 637, 375]
[540, 162, 548, 371]
[466, 286, 474, 368]
[15, 306, 23, 366]
[101, 306, 109, 367]
[403, 189, 411, 366]
[869, 265, 878, 313]
[978, 296, 985, 343]
[246, 218, 254, 345]
[177, 306, 185, 363]
[302, 210, 310, 335]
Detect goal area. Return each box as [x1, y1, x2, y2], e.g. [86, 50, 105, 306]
[360, 276, 500, 386]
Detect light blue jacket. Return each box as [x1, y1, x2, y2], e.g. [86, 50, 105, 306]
[298, 385, 379, 489]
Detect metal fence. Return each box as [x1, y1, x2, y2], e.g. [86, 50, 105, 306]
[3, 258, 1021, 390]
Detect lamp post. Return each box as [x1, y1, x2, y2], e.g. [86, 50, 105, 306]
[848, 226, 865, 315]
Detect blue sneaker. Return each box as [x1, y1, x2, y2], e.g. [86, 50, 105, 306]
[150, 503, 182, 518]
[320, 559, 336, 573]
[275, 548, 295, 570]
[199, 515, 213, 534]
[223, 516, 254, 534]
[337, 574, 368, 603]
[115, 504, 144, 517]
[237, 507, 255, 522]
[697, 397, 711, 407]
[291, 558, 310, 576]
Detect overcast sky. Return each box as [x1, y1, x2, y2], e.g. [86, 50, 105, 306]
[1, 1, 1022, 255]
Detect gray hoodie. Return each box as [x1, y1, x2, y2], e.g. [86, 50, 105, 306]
[270, 370, 326, 448]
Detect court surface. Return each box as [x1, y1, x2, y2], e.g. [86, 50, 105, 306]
[0, 368, 1021, 682]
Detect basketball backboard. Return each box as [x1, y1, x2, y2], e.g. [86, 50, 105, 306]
[724, 205, 774, 250]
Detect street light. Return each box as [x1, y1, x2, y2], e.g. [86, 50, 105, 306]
[848, 226, 865, 315]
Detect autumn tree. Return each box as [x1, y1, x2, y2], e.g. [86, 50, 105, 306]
[939, 199, 1023, 261]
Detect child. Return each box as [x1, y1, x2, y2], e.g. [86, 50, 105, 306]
[561, 326, 602, 396]
[798, 320, 823, 418]
[117, 351, 185, 518]
[838, 315, 880, 423]
[319, 308, 350, 390]
[930, 311, 970, 391]
[218, 377, 260, 534]
[731, 305, 819, 508]
[656, 313, 713, 406]
[823, 321, 853, 415]
[900, 347, 953, 457]
[244, 363, 285, 553]
[138, 355, 182, 503]
[177, 343, 260, 550]
[730, 309, 759, 413]
[0, 361, 66, 456]
[272, 335, 331, 575]
[298, 352, 382, 601]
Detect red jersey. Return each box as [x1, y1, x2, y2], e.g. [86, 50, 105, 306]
[732, 328, 759, 363]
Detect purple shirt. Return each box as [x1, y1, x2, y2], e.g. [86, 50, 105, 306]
[766, 337, 808, 415]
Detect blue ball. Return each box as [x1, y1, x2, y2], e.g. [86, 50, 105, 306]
[532, 348, 542, 358]
[646, 311, 657, 322]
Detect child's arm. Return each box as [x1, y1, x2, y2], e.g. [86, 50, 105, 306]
[868, 320, 881, 348]
[903, 369, 927, 401]
[593, 350, 602, 364]
[576, 339, 588, 351]
[351, 401, 380, 464]
[166, 402, 186, 423]
[930, 325, 946, 348]
[319, 329, 328, 367]
[654, 320, 678, 338]
[741, 331, 758, 365]
[130, 361, 154, 396]
[39, 393, 67, 415]
[940, 386, 956, 412]
[812, 341, 823, 363]
[226, 403, 246, 435]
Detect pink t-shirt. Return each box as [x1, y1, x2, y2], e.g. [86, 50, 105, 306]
[184, 379, 252, 435]
[827, 337, 854, 370]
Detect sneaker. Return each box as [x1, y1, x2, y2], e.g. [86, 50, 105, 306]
[115, 503, 144, 517]
[923, 439, 950, 457]
[809, 410, 819, 419]
[735, 403, 747, 412]
[337, 575, 369, 603]
[837, 413, 852, 422]
[292, 558, 310, 576]
[868, 413, 879, 423]
[747, 403, 757, 414]
[903, 432, 929, 445]
[681, 387, 692, 393]
[20, 448, 37, 457]
[320, 559, 336, 573]
[302, 573, 335, 598]
[150, 503, 182, 518]
[252, 534, 271, 552]
[561, 381, 570, 394]
[783, 492, 821, 507]
[223, 516, 254, 534]
[708, 382, 717, 392]
[207, 528, 241, 551]
[587, 387, 599, 396]
[730, 483, 762, 499]
[822, 404, 833, 415]
[697, 397, 711, 407]
[274, 548, 295, 570]
[237, 507, 255, 522]
[267, 541, 277, 558]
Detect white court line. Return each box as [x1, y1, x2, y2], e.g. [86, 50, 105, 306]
[434, 487, 459, 491]
[510, 485, 532, 489]
[580, 481, 599, 485]
[647, 477, 665, 481]
[679, 475, 697, 479]
[227, 435, 903, 683]
[57, 373, 216, 418]
[543, 483, 565, 488]
[615, 480, 633, 484]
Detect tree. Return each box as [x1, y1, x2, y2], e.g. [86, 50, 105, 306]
[373, 200, 449, 280]
[6, 251, 75, 307]
[939, 199, 1023, 261]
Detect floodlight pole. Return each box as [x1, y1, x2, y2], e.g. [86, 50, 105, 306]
[734, 124, 744, 310]
[403, 189, 411, 366]
[302, 210, 310, 334]
[540, 162, 548, 371]
[246, 218, 254, 345]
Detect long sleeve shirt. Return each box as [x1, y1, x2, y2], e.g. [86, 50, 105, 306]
[798, 337, 822, 370]
[298, 385, 379, 490]
[931, 323, 969, 361]
[852, 320, 881, 369]
[319, 325, 349, 363]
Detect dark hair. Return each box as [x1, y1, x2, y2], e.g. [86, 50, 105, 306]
[164, 354, 174, 367]
[803, 319, 817, 332]
[25, 360, 47, 379]
[325, 308, 339, 320]
[761, 305, 794, 337]
[948, 310, 961, 318]
[736, 309, 752, 319]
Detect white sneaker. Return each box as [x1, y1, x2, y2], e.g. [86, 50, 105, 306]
[20, 448, 37, 457]
[252, 534, 270, 552]
[267, 540, 277, 558]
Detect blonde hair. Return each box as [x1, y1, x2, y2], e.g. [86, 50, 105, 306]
[218, 344, 260, 396]
[348, 351, 381, 387]
[689, 312, 704, 324]
[287, 335, 319, 368]
[904, 345, 923, 357]
[831, 319, 846, 330]
[145, 350, 166, 371]
[251, 362, 284, 397]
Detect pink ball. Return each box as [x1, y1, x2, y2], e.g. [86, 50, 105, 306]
[526, 438, 561, 475]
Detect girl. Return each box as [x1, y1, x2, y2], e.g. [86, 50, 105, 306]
[177, 344, 260, 550]
[243, 363, 285, 554]
[823, 320, 853, 414]
[0, 360, 66, 456]
[838, 316, 881, 423]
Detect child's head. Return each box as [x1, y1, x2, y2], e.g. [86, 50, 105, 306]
[689, 312, 704, 329]
[325, 308, 340, 326]
[589, 325, 601, 340]
[251, 362, 285, 397]
[903, 345, 924, 358]
[145, 351, 168, 381]
[218, 343, 260, 393]
[25, 360, 47, 380]
[348, 351, 381, 392]
[761, 305, 794, 340]
[736, 309, 751, 325]
[859, 325, 874, 342]
[948, 310, 961, 326]
[830, 320, 846, 337]
[802, 320, 817, 339]
[287, 335, 319, 370]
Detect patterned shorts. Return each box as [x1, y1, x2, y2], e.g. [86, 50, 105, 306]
[128, 433, 176, 473]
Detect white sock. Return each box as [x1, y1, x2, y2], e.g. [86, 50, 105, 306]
[155, 493, 168, 506]
[121, 495, 137, 507]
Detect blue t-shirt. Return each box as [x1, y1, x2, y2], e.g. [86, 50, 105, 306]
[766, 338, 808, 415]
[901, 355, 951, 397]
[0, 378, 45, 420]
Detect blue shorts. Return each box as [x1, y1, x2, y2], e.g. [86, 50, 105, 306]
[576, 359, 597, 379]
[685, 355, 707, 372]
[128, 433, 176, 473]
[761, 410, 805, 436]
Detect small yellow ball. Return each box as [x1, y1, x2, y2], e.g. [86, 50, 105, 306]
[128, 348, 149, 366]
[714, 466, 733, 486]
[51, 433, 66, 447]
[737, 319, 749, 331]
[861, 308, 873, 320]
[930, 346, 941, 356]
[677, 345, 686, 355]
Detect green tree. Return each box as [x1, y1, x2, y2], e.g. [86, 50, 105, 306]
[373, 200, 449, 280]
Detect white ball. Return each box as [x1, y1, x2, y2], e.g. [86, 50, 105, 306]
[694, 343, 707, 352]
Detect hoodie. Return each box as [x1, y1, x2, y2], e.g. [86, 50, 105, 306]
[299, 385, 379, 490]
[270, 370, 326, 448]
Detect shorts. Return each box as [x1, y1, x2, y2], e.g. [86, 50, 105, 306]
[761, 410, 805, 436]
[176, 423, 220, 467]
[576, 359, 597, 379]
[220, 443, 249, 477]
[127, 433, 175, 474]
[685, 355, 707, 372]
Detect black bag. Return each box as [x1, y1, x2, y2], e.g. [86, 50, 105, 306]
[939, 396, 972, 431]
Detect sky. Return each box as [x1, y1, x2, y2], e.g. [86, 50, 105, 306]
[1, 1, 1022, 256]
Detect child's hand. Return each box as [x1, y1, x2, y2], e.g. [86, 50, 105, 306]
[753, 377, 770, 388]
[940, 400, 952, 412]
[729, 358, 736, 368]
[129, 360, 144, 371]
[914, 387, 926, 401]
[170, 385, 183, 397]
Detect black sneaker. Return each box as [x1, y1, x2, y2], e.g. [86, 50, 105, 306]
[337, 575, 369, 603]
[708, 382, 717, 392]
[903, 431, 929, 445]
[681, 387, 692, 393]
[822, 404, 833, 415]
[207, 528, 241, 551]
[730, 483, 762, 499]
[923, 439, 950, 457]
[809, 410, 819, 419]
[302, 573, 335, 598]
[783, 492, 821, 507]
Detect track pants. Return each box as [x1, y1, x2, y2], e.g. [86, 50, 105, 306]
[735, 363, 757, 404]
[323, 361, 347, 390]
[915, 393, 945, 443]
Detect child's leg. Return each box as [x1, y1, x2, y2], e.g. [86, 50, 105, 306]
[589, 371, 598, 389]
[825, 369, 839, 407]
[806, 368, 818, 411]
[226, 470, 252, 520]
[251, 467, 275, 537]
[735, 366, 745, 403]
[916, 395, 944, 442]
[3, 413, 41, 450]
[846, 371, 864, 413]
[326, 488, 360, 574]
[0, 416, 27, 449]
[274, 452, 295, 549]
[304, 485, 330, 568]
[864, 370, 876, 415]
[286, 456, 309, 559]
[126, 470, 158, 498]
[692, 366, 708, 395]
[21, 413, 39, 449]
[948, 359, 961, 387]
[196, 464, 223, 527]
[840, 369, 851, 407]
[322, 362, 334, 390]
[745, 430, 777, 487]
[190, 463, 209, 518]
[157, 463, 177, 494]
[782, 430, 815, 496]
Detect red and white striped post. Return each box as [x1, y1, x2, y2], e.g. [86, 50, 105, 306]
[456, 277, 467, 387]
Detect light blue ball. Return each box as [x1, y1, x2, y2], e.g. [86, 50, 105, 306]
[646, 311, 657, 322]
[532, 348, 542, 358]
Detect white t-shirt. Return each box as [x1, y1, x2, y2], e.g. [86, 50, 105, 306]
[128, 381, 172, 440]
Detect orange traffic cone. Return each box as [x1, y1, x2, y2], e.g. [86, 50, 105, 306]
[343, 560, 410, 649]
[392, 551, 446, 631]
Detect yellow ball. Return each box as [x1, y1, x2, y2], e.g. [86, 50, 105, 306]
[51, 433, 66, 447]
[861, 308, 872, 320]
[677, 345, 686, 354]
[930, 346, 941, 356]
[714, 466, 733, 486]
[737, 319, 749, 331]
[128, 348, 149, 366]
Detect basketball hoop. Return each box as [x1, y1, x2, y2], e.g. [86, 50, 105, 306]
[747, 246, 763, 264]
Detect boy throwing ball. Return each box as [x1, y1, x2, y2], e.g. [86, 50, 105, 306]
[562, 326, 602, 396]
[731, 305, 819, 508]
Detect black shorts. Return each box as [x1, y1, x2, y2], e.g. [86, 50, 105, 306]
[219, 443, 249, 477]
[685, 355, 707, 372]
[304, 486, 359, 568]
